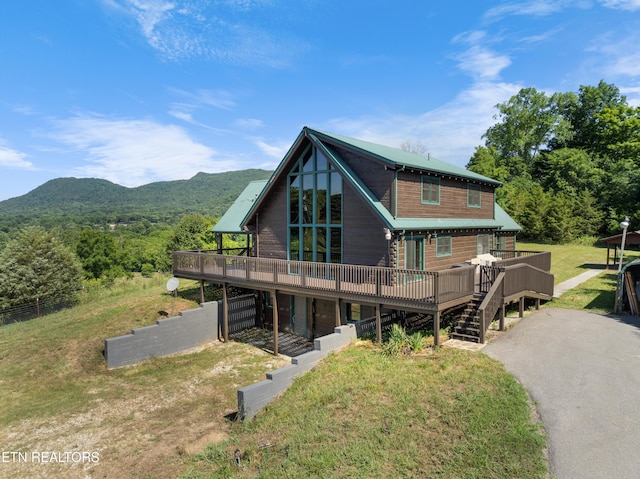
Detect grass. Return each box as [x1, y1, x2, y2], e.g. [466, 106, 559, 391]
[518, 240, 638, 313]
[0, 275, 289, 478]
[182, 344, 548, 479]
[2, 241, 631, 478]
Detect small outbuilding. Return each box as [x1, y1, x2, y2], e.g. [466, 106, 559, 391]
[599, 231, 640, 269]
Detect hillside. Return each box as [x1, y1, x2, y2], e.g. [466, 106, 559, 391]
[0, 169, 272, 226]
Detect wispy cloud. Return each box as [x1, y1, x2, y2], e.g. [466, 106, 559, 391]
[484, 0, 568, 21]
[453, 31, 511, 81]
[234, 118, 264, 130]
[0, 141, 33, 169]
[588, 29, 640, 77]
[50, 114, 239, 186]
[103, 0, 308, 66]
[326, 82, 522, 166]
[598, 0, 640, 10]
[251, 137, 290, 161]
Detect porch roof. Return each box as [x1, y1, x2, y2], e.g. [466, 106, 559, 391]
[212, 179, 267, 234]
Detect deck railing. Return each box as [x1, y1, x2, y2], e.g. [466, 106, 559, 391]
[491, 250, 551, 271]
[173, 252, 476, 306]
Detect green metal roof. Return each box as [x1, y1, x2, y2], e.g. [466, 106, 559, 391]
[309, 128, 502, 186]
[212, 179, 267, 233]
[236, 127, 518, 234]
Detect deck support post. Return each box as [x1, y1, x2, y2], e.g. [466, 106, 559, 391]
[519, 297, 525, 318]
[222, 282, 229, 342]
[499, 304, 505, 331]
[200, 280, 205, 304]
[335, 299, 342, 328]
[535, 298, 540, 310]
[376, 305, 382, 343]
[271, 290, 279, 356]
[434, 311, 440, 347]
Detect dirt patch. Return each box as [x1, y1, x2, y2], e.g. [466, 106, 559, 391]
[0, 342, 289, 479]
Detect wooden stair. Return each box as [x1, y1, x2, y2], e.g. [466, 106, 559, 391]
[449, 293, 485, 343]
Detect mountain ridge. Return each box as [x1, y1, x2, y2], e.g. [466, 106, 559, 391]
[0, 169, 272, 224]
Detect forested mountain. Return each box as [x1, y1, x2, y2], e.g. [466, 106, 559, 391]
[0, 169, 272, 228]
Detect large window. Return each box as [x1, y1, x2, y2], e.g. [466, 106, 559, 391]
[436, 236, 452, 257]
[468, 183, 482, 208]
[421, 175, 440, 205]
[288, 145, 342, 263]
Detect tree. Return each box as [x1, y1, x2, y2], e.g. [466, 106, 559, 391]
[563, 80, 626, 151]
[0, 226, 83, 308]
[75, 228, 123, 280]
[483, 88, 566, 179]
[400, 139, 429, 155]
[164, 214, 216, 266]
[535, 148, 603, 197]
[466, 146, 509, 182]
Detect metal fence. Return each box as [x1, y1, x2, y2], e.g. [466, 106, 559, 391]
[0, 298, 75, 325]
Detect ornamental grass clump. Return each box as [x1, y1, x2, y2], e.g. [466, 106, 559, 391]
[383, 324, 427, 356]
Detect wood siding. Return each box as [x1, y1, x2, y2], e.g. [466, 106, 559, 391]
[251, 174, 288, 260]
[396, 232, 518, 271]
[396, 171, 495, 219]
[334, 146, 394, 210]
[343, 183, 388, 267]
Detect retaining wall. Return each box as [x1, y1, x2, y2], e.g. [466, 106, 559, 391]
[237, 324, 357, 420]
[104, 301, 219, 368]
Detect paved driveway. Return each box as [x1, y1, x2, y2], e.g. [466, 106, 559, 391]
[483, 308, 640, 479]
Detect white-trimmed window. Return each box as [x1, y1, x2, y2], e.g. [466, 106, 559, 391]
[436, 236, 452, 257]
[421, 175, 440, 205]
[468, 183, 482, 208]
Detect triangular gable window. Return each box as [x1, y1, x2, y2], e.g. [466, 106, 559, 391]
[288, 144, 342, 263]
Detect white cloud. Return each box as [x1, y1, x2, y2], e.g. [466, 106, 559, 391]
[598, 0, 640, 10]
[455, 46, 512, 81]
[483, 1, 568, 21]
[326, 82, 522, 167]
[452, 31, 511, 81]
[104, 0, 307, 66]
[589, 30, 640, 77]
[50, 114, 239, 186]
[234, 118, 264, 130]
[0, 141, 32, 169]
[252, 137, 290, 160]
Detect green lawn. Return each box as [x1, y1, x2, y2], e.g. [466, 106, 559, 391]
[4, 242, 631, 478]
[518, 241, 637, 314]
[183, 345, 548, 479]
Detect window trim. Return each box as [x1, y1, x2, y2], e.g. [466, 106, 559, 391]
[467, 183, 482, 208]
[436, 235, 452, 258]
[421, 175, 440, 205]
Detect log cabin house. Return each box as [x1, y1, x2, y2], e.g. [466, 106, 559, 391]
[173, 127, 553, 349]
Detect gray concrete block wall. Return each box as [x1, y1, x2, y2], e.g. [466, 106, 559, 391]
[238, 324, 357, 420]
[104, 301, 219, 368]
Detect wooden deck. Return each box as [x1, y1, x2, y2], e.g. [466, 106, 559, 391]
[172, 252, 476, 312]
[172, 250, 554, 347]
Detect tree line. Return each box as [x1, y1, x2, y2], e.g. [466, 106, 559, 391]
[467, 80, 639, 243]
[0, 214, 248, 309]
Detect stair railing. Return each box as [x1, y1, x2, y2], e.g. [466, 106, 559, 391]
[478, 270, 505, 343]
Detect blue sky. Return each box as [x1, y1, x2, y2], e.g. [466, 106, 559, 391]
[1, 0, 640, 201]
